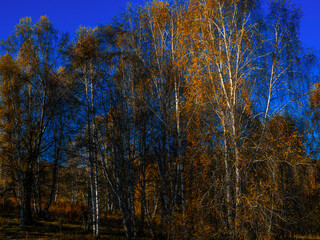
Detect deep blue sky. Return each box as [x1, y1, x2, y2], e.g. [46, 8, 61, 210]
[0, 0, 319, 50]
[0, 0, 144, 40]
[293, 0, 320, 51]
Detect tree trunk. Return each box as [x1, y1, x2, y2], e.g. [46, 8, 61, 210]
[222, 123, 232, 230]
[94, 157, 100, 238]
[43, 150, 59, 218]
[23, 168, 34, 225]
[18, 154, 24, 227]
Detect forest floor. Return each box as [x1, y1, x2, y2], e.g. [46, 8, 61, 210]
[295, 236, 320, 240]
[0, 214, 151, 240]
[0, 212, 318, 239]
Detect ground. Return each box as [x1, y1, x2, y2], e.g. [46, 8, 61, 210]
[0, 215, 151, 240]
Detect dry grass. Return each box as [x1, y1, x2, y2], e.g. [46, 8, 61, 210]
[0, 198, 153, 239]
[0, 215, 149, 240]
[295, 235, 320, 240]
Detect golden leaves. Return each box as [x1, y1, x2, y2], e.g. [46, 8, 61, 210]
[0, 54, 18, 81]
[16, 17, 32, 36]
[72, 27, 100, 67]
[309, 83, 320, 110]
[149, 0, 170, 32]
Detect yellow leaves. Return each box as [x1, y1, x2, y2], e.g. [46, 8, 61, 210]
[0, 54, 18, 81]
[71, 27, 100, 68]
[57, 66, 65, 75]
[36, 15, 50, 28]
[40, 15, 47, 21]
[309, 83, 320, 110]
[56, 66, 74, 88]
[35, 15, 52, 36]
[17, 40, 39, 73]
[0, 54, 22, 103]
[16, 17, 33, 35]
[202, 0, 221, 20]
[0, 55, 23, 147]
[149, 0, 170, 33]
[19, 16, 32, 25]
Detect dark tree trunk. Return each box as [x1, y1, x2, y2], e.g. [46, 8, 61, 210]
[23, 169, 34, 225]
[43, 155, 59, 218]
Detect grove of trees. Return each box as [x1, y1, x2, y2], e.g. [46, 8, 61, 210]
[0, 0, 320, 239]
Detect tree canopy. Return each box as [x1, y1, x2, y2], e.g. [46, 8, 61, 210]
[0, 0, 319, 239]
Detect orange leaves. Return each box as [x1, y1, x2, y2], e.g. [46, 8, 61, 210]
[49, 201, 88, 222]
[34, 15, 52, 37]
[0, 54, 19, 82]
[18, 40, 39, 72]
[15, 17, 33, 38]
[149, 0, 170, 33]
[309, 83, 320, 111]
[0, 54, 22, 110]
[71, 27, 100, 68]
[0, 54, 23, 163]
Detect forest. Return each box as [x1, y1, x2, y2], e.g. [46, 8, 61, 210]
[0, 0, 320, 239]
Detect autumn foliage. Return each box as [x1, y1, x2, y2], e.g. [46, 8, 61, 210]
[0, 0, 319, 239]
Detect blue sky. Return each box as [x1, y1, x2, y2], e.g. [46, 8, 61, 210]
[0, 0, 319, 51]
[0, 0, 143, 39]
[293, 0, 320, 51]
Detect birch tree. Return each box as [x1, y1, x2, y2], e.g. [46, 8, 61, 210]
[0, 16, 68, 225]
[67, 27, 102, 237]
